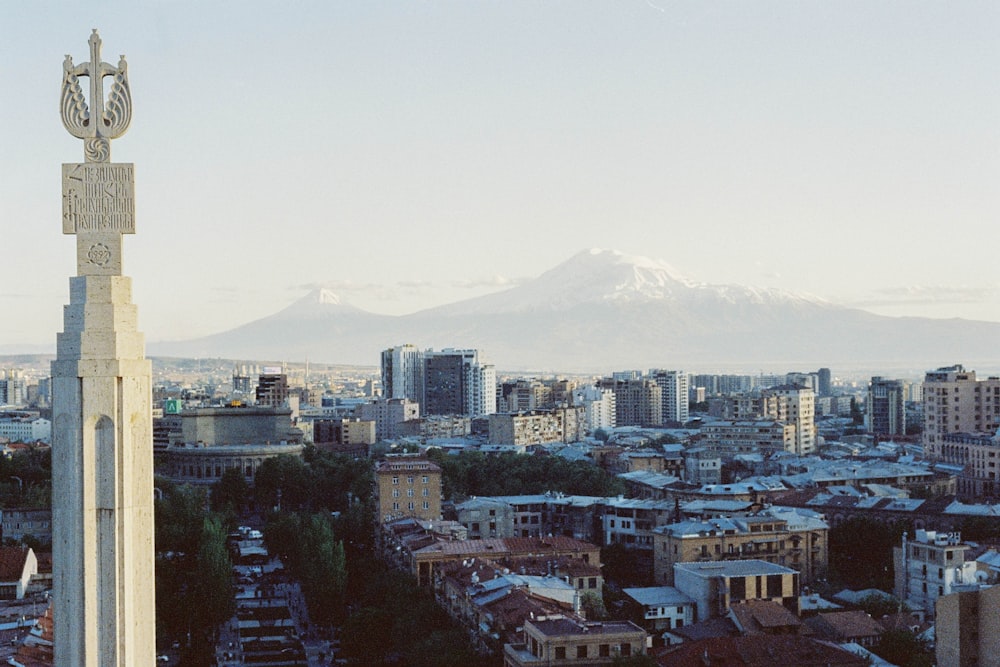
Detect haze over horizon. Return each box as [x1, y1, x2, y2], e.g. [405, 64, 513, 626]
[2, 3, 999, 346]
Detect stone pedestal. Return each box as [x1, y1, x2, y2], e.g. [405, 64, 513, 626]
[52, 275, 155, 666]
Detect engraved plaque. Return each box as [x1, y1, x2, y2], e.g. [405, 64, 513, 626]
[62, 162, 135, 234]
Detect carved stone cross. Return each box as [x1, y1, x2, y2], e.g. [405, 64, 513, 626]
[60, 30, 134, 276]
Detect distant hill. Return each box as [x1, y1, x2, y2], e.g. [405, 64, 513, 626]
[148, 249, 1000, 372]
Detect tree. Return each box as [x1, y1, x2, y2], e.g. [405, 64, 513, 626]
[828, 516, 909, 590]
[195, 515, 235, 633]
[210, 467, 249, 518]
[872, 629, 933, 667]
[580, 591, 608, 620]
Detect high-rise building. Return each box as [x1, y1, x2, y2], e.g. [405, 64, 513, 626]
[573, 385, 616, 432]
[422, 348, 495, 417]
[381, 344, 424, 404]
[867, 377, 906, 437]
[922, 365, 1000, 459]
[817, 368, 832, 397]
[601, 377, 662, 427]
[255, 370, 289, 407]
[768, 385, 816, 456]
[650, 369, 688, 424]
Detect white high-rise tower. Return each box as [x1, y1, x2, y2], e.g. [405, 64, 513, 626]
[52, 31, 155, 665]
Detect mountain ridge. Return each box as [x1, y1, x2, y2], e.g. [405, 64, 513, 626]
[144, 249, 1000, 371]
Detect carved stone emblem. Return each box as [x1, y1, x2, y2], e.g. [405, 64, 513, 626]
[86, 243, 112, 266]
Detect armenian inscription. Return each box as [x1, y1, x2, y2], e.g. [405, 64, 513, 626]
[62, 162, 135, 234]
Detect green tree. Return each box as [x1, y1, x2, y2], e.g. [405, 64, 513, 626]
[828, 516, 909, 590]
[195, 515, 235, 634]
[872, 629, 933, 667]
[210, 467, 249, 518]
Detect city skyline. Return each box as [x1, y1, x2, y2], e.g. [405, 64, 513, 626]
[2, 2, 999, 346]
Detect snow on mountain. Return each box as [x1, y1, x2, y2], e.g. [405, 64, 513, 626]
[425, 249, 826, 315]
[149, 249, 1000, 370]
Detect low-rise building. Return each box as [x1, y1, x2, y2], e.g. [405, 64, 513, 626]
[673, 560, 800, 622]
[653, 507, 828, 586]
[373, 457, 443, 523]
[622, 586, 695, 637]
[893, 528, 976, 619]
[503, 617, 647, 667]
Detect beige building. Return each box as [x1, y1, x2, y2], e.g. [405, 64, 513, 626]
[653, 509, 828, 586]
[674, 560, 800, 621]
[488, 407, 586, 446]
[936, 583, 1000, 667]
[504, 617, 647, 667]
[923, 365, 1000, 460]
[893, 529, 976, 619]
[701, 420, 796, 457]
[940, 432, 1000, 499]
[373, 458, 443, 523]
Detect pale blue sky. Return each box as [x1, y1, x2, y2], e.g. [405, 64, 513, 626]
[2, 1, 999, 345]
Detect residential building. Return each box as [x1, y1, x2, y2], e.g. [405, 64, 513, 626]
[622, 586, 695, 635]
[503, 617, 647, 667]
[573, 386, 616, 432]
[602, 378, 662, 427]
[423, 348, 496, 417]
[656, 635, 868, 666]
[893, 529, 976, 618]
[455, 497, 516, 540]
[358, 397, 420, 441]
[701, 420, 795, 458]
[939, 431, 1000, 499]
[650, 370, 688, 424]
[1, 508, 52, 544]
[0, 546, 37, 600]
[0, 413, 51, 444]
[488, 407, 586, 446]
[867, 377, 906, 437]
[769, 385, 815, 456]
[804, 610, 884, 648]
[255, 370, 289, 407]
[673, 560, 800, 621]
[923, 364, 1000, 459]
[500, 379, 552, 413]
[935, 582, 1000, 667]
[653, 508, 828, 586]
[381, 344, 424, 404]
[684, 447, 722, 485]
[373, 457, 443, 523]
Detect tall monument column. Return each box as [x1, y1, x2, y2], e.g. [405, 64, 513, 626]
[52, 30, 155, 666]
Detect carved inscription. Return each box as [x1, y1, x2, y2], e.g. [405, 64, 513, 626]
[62, 163, 135, 234]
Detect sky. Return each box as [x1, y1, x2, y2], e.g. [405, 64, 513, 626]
[2, 1, 999, 347]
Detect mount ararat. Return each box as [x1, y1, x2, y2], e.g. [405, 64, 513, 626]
[149, 250, 1000, 371]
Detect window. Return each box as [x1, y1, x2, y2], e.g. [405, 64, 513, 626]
[599, 645, 610, 658]
[392, 502, 399, 510]
[620, 644, 631, 657]
[554, 647, 566, 659]
[407, 476, 414, 484]
[422, 488, 429, 497]
[588, 577, 597, 589]
[392, 476, 399, 485]
[422, 476, 429, 484]
[408, 502, 414, 510]
[422, 501, 429, 510]
[392, 489, 399, 498]
[407, 489, 414, 497]
[576, 645, 587, 659]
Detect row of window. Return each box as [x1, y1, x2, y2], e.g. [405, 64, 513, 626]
[391, 476, 430, 485]
[391, 488, 431, 498]
[391, 501, 430, 511]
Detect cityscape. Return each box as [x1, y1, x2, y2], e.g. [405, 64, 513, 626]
[2, 3, 999, 667]
[4, 351, 1000, 665]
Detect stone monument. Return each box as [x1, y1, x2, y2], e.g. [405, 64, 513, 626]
[52, 30, 155, 665]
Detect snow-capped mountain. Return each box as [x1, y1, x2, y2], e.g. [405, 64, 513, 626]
[149, 250, 1000, 371]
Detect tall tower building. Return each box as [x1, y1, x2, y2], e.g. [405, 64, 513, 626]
[381, 344, 424, 405]
[768, 385, 816, 456]
[867, 377, 906, 437]
[422, 348, 495, 417]
[52, 32, 155, 665]
[650, 369, 689, 424]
